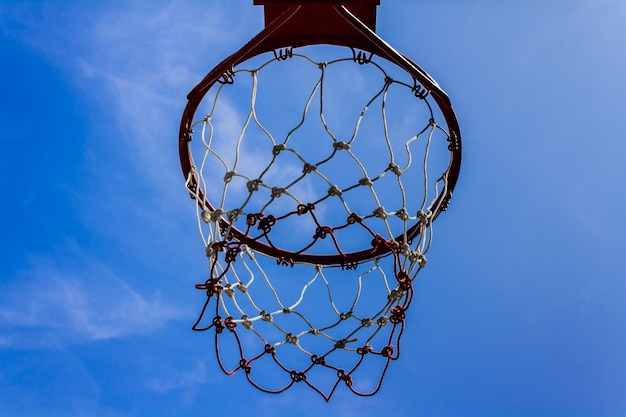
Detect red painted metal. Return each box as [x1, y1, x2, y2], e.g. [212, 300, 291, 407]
[179, 1, 462, 267]
[254, 0, 380, 32]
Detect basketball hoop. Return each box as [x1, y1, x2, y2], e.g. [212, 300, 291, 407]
[179, 0, 461, 401]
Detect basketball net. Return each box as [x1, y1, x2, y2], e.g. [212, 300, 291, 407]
[184, 45, 455, 400]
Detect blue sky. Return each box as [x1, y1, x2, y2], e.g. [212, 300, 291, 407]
[1, 1, 626, 416]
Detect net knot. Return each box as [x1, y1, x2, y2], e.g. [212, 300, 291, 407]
[358, 177, 373, 186]
[195, 278, 222, 297]
[314, 226, 333, 240]
[361, 318, 374, 327]
[247, 179, 262, 192]
[277, 257, 294, 267]
[264, 344, 275, 355]
[309, 328, 320, 336]
[224, 316, 237, 331]
[357, 345, 373, 355]
[417, 210, 431, 225]
[241, 315, 253, 330]
[290, 370, 307, 382]
[396, 270, 412, 291]
[327, 185, 342, 197]
[297, 203, 315, 215]
[347, 212, 362, 224]
[213, 316, 224, 333]
[260, 311, 272, 322]
[389, 305, 406, 324]
[381, 345, 395, 358]
[311, 355, 325, 365]
[205, 241, 224, 259]
[239, 359, 252, 374]
[226, 209, 242, 222]
[373, 207, 387, 219]
[223, 171, 235, 183]
[384, 76, 394, 85]
[258, 215, 276, 233]
[201, 209, 224, 224]
[285, 334, 298, 344]
[395, 208, 409, 221]
[339, 312, 352, 320]
[409, 251, 427, 267]
[337, 369, 353, 386]
[334, 339, 349, 349]
[225, 245, 242, 263]
[272, 144, 286, 155]
[271, 187, 286, 198]
[388, 163, 402, 176]
[302, 163, 316, 174]
[377, 316, 389, 326]
[246, 213, 262, 226]
[371, 234, 388, 250]
[223, 284, 235, 298]
[388, 288, 406, 302]
[333, 141, 350, 150]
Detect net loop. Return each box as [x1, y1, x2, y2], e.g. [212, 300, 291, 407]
[351, 47, 373, 65]
[411, 79, 429, 99]
[277, 257, 295, 267]
[273, 47, 293, 61]
[218, 68, 235, 85]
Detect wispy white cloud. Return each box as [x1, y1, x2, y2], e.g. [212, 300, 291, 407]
[2, 0, 259, 192]
[146, 361, 211, 406]
[0, 245, 186, 348]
